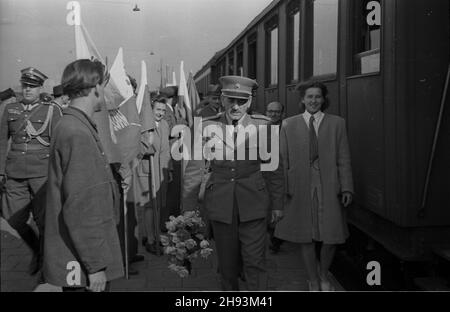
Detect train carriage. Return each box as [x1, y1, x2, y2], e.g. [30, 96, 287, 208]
[194, 0, 450, 267]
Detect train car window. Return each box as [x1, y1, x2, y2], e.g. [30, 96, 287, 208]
[228, 51, 235, 75]
[287, 3, 301, 83]
[219, 58, 226, 78]
[352, 0, 381, 74]
[312, 0, 339, 76]
[247, 33, 258, 80]
[237, 44, 244, 76]
[270, 28, 278, 85]
[265, 20, 279, 87]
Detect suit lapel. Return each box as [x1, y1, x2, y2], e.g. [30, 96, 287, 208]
[318, 113, 328, 137]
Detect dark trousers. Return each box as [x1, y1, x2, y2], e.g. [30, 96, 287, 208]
[4, 177, 46, 258]
[211, 199, 268, 291]
[165, 160, 181, 225]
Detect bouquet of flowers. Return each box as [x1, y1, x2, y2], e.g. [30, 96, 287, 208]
[160, 210, 213, 278]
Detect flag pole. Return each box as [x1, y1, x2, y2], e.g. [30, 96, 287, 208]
[149, 154, 161, 256]
[123, 186, 129, 279]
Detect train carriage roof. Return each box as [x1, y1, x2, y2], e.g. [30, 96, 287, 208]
[194, 0, 281, 79]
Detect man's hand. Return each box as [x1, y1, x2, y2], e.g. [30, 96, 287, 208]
[121, 174, 132, 195]
[271, 210, 284, 224]
[87, 271, 107, 292]
[341, 191, 353, 208]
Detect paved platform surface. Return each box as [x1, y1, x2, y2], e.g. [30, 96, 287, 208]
[1, 217, 343, 292]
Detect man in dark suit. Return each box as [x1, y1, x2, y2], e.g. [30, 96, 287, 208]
[0, 67, 62, 275]
[182, 76, 284, 290]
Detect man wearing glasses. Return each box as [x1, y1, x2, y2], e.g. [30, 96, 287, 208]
[265, 101, 284, 126]
[0, 67, 62, 276]
[182, 76, 284, 290]
[43, 59, 123, 292]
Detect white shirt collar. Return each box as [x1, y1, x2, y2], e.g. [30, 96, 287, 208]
[226, 113, 248, 126]
[303, 110, 324, 121]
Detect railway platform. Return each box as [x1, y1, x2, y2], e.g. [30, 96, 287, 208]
[1, 217, 343, 292]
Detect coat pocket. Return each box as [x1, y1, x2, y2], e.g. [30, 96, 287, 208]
[140, 159, 150, 174]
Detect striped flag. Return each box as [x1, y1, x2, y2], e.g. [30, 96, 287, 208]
[178, 61, 193, 128]
[187, 72, 201, 112]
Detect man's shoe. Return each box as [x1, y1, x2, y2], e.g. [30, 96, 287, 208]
[127, 266, 139, 275]
[130, 254, 145, 263]
[269, 237, 283, 254]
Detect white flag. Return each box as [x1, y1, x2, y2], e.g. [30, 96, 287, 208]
[178, 61, 191, 111]
[109, 47, 134, 107]
[136, 60, 148, 114]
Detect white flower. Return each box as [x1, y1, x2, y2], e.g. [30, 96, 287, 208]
[200, 240, 209, 248]
[166, 221, 177, 232]
[178, 267, 189, 278]
[165, 246, 177, 255]
[200, 248, 212, 258]
[176, 242, 186, 248]
[185, 239, 197, 250]
[160, 235, 170, 246]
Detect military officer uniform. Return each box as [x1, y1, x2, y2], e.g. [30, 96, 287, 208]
[194, 84, 223, 118]
[183, 76, 284, 290]
[0, 67, 62, 273]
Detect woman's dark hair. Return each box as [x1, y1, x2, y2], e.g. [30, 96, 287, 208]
[61, 59, 106, 100]
[296, 81, 330, 111]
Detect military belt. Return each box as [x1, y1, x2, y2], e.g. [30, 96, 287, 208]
[211, 164, 260, 179]
[10, 143, 49, 152]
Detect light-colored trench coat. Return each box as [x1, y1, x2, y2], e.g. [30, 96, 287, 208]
[132, 119, 171, 209]
[274, 113, 354, 244]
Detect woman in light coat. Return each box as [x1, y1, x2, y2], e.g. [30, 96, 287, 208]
[275, 81, 354, 291]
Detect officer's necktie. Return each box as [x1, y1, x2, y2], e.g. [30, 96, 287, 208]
[232, 120, 238, 160]
[309, 115, 319, 164]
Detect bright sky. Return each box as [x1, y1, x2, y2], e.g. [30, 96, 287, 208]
[0, 0, 273, 92]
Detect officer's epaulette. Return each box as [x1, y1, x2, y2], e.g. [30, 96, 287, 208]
[202, 112, 224, 122]
[250, 114, 272, 122]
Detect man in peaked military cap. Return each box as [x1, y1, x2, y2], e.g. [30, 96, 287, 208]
[194, 84, 223, 118]
[0, 67, 62, 276]
[182, 75, 284, 290]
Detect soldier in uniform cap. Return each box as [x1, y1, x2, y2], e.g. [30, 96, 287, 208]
[182, 75, 284, 290]
[0, 67, 62, 275]
[194, 84, 223, 118]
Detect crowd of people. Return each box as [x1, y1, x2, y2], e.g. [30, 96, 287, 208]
[0, 59, 353, 292]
